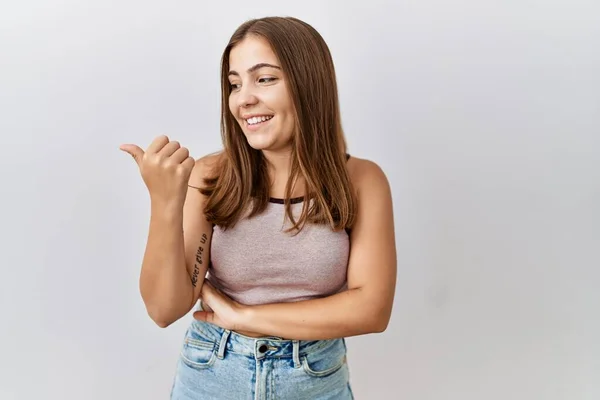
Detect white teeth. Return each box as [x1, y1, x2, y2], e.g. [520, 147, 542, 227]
[246, 115, 273, 125]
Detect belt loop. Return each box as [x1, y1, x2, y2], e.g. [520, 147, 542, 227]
[217, 329, 231, 359]
[292, 340, 301, 368]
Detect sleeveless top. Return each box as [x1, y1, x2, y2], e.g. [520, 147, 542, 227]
[206, 157, 351, 306]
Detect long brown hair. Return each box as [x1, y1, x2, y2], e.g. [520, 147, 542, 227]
[201, 16, 357, 233]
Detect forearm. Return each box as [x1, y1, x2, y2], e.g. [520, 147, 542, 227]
[139, 202, 193, 326]
[238, 288, 388, 340]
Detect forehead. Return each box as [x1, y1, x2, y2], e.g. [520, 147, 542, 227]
[229, 36, 280, 71]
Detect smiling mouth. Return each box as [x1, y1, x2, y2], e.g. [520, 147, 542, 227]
[245, 115, 274, 126]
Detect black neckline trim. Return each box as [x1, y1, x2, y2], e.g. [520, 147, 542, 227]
[268, 153, 351, 205]
[269, 196, 305, 204]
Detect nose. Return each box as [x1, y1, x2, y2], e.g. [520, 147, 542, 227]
[237, 85, 259, 108]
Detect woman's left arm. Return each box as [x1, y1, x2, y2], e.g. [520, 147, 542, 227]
[224, 160, 397, 340]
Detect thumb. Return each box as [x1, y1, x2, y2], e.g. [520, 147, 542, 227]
[119, 144, 145, 165]
[193, 310, 214, 323]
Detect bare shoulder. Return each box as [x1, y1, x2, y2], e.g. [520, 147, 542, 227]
[188, 151, 224, 187]
[346, 156, 391, 197]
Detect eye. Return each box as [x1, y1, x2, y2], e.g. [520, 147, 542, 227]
[258, 77, 277, 84]
[229, 83, 241, 90]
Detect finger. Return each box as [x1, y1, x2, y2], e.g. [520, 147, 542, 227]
[202, 281, 221, 298]
[201, 282, 214, 298]
[199, 300, 213, 312]
[157, 140, 181, 158]
[201, 285, 222, 307]
[193, 311, 214, 323]
[203, 280, 215, 289]
[146, 135, 170, 154]
[182, 156, 195, 172]
[119, 144, 145, 166]
[170, 146, 190, 164]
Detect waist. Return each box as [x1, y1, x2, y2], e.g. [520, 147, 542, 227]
[188, 318, 345, 358]
[196, 299, 288, 338]
[234, 328, 282, 338]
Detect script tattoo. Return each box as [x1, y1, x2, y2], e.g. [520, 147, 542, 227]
[191, 233, 208, 287]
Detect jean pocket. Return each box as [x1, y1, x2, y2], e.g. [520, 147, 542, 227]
[179, 328, 217, 370]
[301, 342, 347, 378]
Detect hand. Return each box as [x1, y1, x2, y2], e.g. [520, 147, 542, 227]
[119, 135, 195, 207]
[193, 281, 246, 331]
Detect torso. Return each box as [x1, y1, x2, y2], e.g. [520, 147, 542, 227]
[208, 155, 362, 338]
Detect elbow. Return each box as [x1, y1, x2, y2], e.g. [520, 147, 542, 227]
[372, 317, 389, 333]
[368, 308, 392, 334]
[147, 308, 175, 328]
[355, 287, 394, 335]
[140, 288, 192, 329]
[145, 303, 184, 328]
[155, 319, 173, 328]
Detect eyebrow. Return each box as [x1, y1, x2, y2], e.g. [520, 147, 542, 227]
[228, 63, 281, 76]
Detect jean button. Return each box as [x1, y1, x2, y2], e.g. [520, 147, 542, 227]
[258, 344, 268, 353]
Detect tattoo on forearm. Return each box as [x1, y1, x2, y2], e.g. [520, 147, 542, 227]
[191, 233, 208, 287]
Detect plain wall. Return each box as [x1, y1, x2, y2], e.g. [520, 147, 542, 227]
[1, 0, 598, 399]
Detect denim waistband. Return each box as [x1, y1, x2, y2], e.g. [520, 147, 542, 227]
[189, 319, 343, 367]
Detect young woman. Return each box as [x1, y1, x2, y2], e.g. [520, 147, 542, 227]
[120, 16, 396, 400]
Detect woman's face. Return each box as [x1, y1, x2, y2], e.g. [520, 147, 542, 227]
[228, 36, 296, 153]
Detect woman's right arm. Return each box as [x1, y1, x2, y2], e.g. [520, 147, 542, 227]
[138, 153, 220, 328]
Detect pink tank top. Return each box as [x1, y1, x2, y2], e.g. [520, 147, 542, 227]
[207, 197, 350, 306]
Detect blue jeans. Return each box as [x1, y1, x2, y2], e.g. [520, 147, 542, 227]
[170, 319, 354, 399]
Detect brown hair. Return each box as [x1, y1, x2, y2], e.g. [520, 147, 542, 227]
[201, 16, 357, 233]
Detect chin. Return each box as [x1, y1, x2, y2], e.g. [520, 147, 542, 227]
[242, 132, 276, 151]
[246, 142, 270, 151]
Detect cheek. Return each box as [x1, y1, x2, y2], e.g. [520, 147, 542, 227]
[280, 95, 295, 121]
[268, 86, 293, 113]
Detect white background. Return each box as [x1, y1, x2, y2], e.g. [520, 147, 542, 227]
[1, 1, 599, 399]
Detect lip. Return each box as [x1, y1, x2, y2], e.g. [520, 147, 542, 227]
[243, 115, 274, 132]
[241, 113, 274, 119]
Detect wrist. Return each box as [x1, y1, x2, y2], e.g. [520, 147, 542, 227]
[150, 199, 183, 217]
[235, 304, 255, 332]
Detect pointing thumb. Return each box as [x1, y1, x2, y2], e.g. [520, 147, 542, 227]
[119, 144, 144, 165]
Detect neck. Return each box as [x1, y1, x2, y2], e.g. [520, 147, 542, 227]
[262, 148, 292, 176]
[262, 149, 305, 198]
